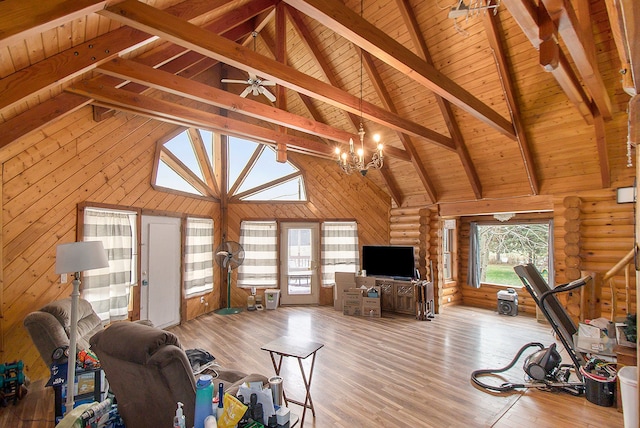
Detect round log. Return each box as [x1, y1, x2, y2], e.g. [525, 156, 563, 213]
[563, 196, 582, 208]
[565, 268, 581, 280]
[563, 220, 580, 233]
[564, 243, 580, 256]
[564, 232, 580, 244]
[564, 207, 581, 220]
[565, 255, 581, 269]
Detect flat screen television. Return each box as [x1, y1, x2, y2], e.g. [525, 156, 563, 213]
[362, 245, 416, 280]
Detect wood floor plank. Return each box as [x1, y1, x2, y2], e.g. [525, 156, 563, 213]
[2, 306, 624, 427]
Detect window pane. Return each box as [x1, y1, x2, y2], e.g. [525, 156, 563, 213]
[477, 223, 550, 286]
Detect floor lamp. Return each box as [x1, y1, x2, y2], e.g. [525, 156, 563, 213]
[55, 241, 109, 415]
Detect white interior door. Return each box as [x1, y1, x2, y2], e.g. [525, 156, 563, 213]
[279, 222, 320, 305]
[141, 216, 181, 328]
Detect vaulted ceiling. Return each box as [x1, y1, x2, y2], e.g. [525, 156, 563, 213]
[0, 0, 638, 207]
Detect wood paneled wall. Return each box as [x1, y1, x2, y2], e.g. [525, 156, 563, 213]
[225, 154, 390, 309]
[0, 107, 391, 381]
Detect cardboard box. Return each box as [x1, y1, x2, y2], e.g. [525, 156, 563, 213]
[362, 297, 381, 318]
[334, 272, 356, 311]
[355, 276, 376, 289]
[343, 289, 363, 316]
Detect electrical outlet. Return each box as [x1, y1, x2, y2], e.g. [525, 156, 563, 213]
[200, 296, 205, 304]
[61, 273, 67, 284]
[447, 297, 451, 302]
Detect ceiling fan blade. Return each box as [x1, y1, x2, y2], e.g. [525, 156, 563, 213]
[239, 86, 252, 98]
[261, 80, 276, 86]
[260, 86, 276, 102]
[221, 79, 249, 84]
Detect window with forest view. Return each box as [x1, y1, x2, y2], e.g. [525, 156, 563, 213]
[477, 222, 552, 287]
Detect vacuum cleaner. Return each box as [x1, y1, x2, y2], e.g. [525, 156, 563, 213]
[471, 264, 590, 395]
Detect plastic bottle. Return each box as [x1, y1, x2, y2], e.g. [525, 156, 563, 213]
[194, 374, 214, 428]
[204, 415, 218, 428]
[216, 382, 224, 420]
[173, 401, 186, 428]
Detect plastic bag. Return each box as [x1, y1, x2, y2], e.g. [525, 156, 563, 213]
[216, 393, 248, 428]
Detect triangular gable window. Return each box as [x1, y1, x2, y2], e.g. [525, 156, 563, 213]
[153, 129, 306, 202]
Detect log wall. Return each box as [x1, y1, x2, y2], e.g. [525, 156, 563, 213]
[0, 107, 391, 380]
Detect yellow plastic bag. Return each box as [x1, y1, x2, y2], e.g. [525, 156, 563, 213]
[217, 393, 248, 428]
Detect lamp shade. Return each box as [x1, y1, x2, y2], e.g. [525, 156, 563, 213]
[55, 241, 109, 274]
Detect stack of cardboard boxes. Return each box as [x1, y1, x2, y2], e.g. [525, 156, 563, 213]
[334, 273, 381, 318]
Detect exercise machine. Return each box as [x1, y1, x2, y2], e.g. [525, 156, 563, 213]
[471, 263, 590, 394]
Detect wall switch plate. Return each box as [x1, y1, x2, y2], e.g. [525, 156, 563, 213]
[61, 273, 67, 284]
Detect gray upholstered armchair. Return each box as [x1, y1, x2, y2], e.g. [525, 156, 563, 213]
[23, 297, 103, 366]
[89, 321, 267, 428]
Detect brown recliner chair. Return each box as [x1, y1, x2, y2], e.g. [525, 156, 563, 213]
[90, 321, 267, 428]
[24, 297, 103, 366]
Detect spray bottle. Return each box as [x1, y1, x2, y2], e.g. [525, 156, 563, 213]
[173, 402, 186, 428]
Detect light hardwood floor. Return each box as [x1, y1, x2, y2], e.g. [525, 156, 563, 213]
[1, 305, 625, 427]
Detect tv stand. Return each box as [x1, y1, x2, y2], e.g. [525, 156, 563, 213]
[374, 278, 430, 316]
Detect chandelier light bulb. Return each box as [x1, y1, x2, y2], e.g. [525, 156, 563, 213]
[373, 134, 381, 143]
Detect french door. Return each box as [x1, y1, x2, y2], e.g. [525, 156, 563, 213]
[279, 222, 320, 305]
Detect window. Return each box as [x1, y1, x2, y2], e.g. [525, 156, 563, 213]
[321, 221, 359, 286]
[237, 221, 278, 288]
[153, 129, 306, 201]
[468, 220, 552, 288]
[82, 208, 137, 322]
[184, 217, 214, 296]
[442, 220, 455, 281]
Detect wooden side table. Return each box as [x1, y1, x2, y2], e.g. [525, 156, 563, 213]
[614, 344, 637, 411]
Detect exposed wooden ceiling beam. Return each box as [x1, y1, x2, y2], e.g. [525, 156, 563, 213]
[283, 0, 516, 140]
[66, 80, 338, 158]
[97, 58, 408, 157]
[0, 0, 107, 49]
[0, 0, 262, 114]
[618, 0, 640, 94]
[99, 0, 456, 152]
[483, 8, 540, 195]
[501, 0, 594, 124]
[275, 2, 288, 163]
[603, 0, 635, 95]
[286, 6, 359, 133]
[539, 0, 613, 119]
[439, 195, 554, 217]
[362, 52, 436, 204]
[0, 0, 275, 148]
[0, 93, 90, 155]
[395, 0, 480, 201]
[285, 5, 404, 205]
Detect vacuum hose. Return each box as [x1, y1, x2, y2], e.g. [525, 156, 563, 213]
[471, 342, 545, 392]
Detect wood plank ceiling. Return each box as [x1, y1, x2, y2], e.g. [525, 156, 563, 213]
[0, 0, 636, 207]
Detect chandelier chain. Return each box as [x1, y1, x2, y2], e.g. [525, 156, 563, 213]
[334, 0, 384, 176]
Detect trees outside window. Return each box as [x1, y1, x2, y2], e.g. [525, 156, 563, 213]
[477, 222, 552, 287]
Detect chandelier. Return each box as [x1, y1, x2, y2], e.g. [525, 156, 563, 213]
[335, 123, 383, 176]
[335, 0, 383, 176]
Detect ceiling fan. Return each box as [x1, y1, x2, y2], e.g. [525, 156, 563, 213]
[221, 73, 276, 102]
[221, 31, 276, 102]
